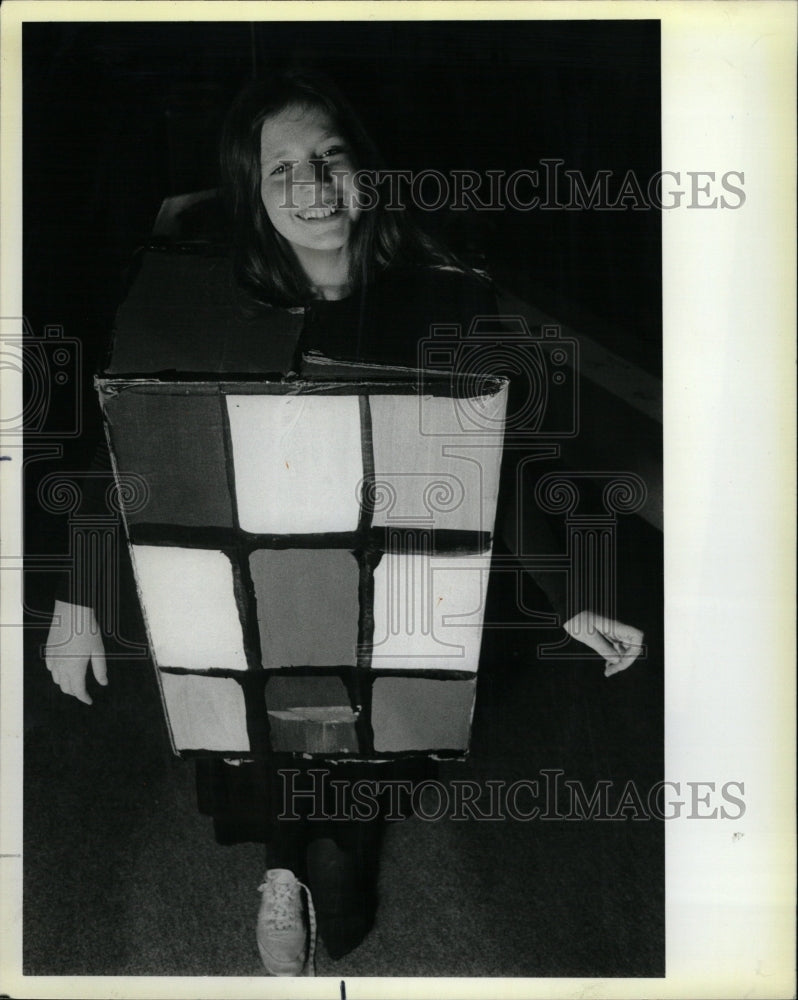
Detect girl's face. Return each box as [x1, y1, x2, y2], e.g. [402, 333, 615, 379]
[259, 103, 360, 256]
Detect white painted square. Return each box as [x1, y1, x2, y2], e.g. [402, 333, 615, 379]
[160, 672, 250, 752]
[226, 394, 363, 534]
[370, 394, 506, 532]
[417, 383, 509, 438]
[371, 551, 492, 671]
[130, 545, 247, 670]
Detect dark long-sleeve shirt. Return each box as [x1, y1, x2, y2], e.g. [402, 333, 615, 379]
[56, 249, 568, 619]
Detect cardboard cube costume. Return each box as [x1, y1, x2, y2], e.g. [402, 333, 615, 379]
[98, 250, 508, 761]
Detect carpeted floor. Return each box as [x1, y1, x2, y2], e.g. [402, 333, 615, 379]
[22, 516, 663, 979]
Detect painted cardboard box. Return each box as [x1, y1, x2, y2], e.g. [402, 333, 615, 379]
[97, 374, 508, 760]
[96, 249, 508, 761]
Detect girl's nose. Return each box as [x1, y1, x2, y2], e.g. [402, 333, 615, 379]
[287, 159, 335, 208]
[310, 158, 333, 184]
[293, 158, 332, 186]
[289, 159, 336, 210]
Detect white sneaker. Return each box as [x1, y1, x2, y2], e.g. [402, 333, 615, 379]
[256, 868, 316, 976]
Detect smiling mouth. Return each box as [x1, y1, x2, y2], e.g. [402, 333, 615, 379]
[296, 204, 344, 220]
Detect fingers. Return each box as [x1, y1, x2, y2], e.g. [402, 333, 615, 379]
[587, 615, 641, 642]
[587, 631, 623, 665]
[48, 659, 94, 705]
[603, 623, 644, 677]
[607, 623, 644, 647]
[563, 612, 645, 677]
[44, 604, 108, 703]
[90, 635, 108, 687]
[65, 675, 93, 706]
[564, 614, 616, 663]
[604, 642, 644, 677]
[46, 651, 108, 705]
[565, 618, 622, 664]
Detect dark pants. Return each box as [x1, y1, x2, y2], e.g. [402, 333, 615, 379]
[195, 756, 435, 958]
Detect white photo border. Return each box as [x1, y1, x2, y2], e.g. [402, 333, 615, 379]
[1, 2, 795, 998]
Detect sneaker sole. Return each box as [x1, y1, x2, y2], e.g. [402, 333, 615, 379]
[257, 945, 307, 977]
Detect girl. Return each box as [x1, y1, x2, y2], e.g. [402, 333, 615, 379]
[46, 69, 643, 976]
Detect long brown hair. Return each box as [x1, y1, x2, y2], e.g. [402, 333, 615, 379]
[220, 68, 464, 306]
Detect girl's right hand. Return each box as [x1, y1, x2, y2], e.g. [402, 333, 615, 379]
[45, 600, 108, 705]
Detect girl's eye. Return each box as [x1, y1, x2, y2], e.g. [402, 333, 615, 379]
[321, 146, 345, 159]
[269, 161, 293, 177]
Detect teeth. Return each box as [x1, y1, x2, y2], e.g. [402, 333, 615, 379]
[298, 205, 338, 220]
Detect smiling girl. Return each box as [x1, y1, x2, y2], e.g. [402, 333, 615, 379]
[46, 68, 643, 977]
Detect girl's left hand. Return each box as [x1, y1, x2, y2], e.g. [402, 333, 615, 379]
[562, 610, 644, 677]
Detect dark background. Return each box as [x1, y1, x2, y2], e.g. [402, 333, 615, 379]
[23, 18, 662, 558]
[21, 20, 663, 978]
[23, 20, 661, 368]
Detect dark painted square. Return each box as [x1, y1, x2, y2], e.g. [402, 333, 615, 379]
[371, 676, 476, 752]
[250, 549, 359, 667]
[103, 389, 233, 527]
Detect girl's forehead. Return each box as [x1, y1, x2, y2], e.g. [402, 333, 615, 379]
[260, 103, 340, 152]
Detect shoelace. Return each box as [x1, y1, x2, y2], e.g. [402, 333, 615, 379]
[258, 876, 317, 976]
